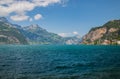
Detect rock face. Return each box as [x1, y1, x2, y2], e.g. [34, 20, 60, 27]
[82, 20, 120, 45]
[83, 28, 107, 42]
[0, 17, 28, 44]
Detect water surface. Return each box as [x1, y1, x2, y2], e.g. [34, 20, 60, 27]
[0, 45, 120, 79]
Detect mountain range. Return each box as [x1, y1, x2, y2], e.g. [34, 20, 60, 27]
[0, 17, 120, 45]
[0, 17, 81, 45]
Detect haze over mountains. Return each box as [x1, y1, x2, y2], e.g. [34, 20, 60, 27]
[0, 17, 81, 45]
[0, 17, 120, 45]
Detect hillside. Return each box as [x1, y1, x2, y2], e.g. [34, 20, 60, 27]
[0, 17, 28, 44]
[0, 17, 81, 45]
[82, 20, 120, 45]
[17, 24, 65, 44]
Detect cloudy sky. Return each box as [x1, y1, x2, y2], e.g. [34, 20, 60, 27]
[0, 0, 120, 37]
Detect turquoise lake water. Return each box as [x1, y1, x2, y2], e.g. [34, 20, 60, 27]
[0, 45, 120, 79]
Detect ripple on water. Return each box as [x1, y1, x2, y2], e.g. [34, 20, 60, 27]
[0, 45, 120, 79]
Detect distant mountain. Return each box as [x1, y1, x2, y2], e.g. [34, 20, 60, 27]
[0, 17, 28, 44]
[0, 17, 82, 45]
[65, 35, 81, 45]
[17, 24, 65, 44]
[82, 20, 120, 45]
[15, 24, 82, 45]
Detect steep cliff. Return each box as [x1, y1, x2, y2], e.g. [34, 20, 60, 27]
[82, 20, 120, 45]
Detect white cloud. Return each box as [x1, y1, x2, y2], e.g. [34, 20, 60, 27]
[58, 31, 79, 37]
[10, 14, 29, 21]
[73, 31, 78, 35]
[0, 0, 62, 21]
[34, 14, 42, 20]
[33, 0, 61, 7]
[0, 0, 14, 5]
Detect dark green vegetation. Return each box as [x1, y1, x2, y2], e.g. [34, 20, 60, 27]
[0, 17, 28, 44]
[89, 20, 120, 32]
[82, 20, 120, 45]
[101, 20, 120, 43]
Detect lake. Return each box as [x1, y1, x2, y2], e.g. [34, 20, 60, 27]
[0, 45, 120, 79]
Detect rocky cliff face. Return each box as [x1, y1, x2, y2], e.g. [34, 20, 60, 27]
[82, 20, 120, 45]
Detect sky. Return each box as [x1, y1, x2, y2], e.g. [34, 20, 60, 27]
[0, 0, 120, 37]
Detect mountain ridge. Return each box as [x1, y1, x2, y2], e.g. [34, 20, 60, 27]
[0, 17, 81, 45]
[2, 17, 120, 45]
[20, 24, 65, 44]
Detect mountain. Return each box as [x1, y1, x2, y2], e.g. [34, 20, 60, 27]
[82, 20, 120, 45]
[65, 35, 81, 45]
[0, 17, 28, 44]
[18, 24, 65, 44]
[0, 17, 82, 45]
[18, 24, 82, 45]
